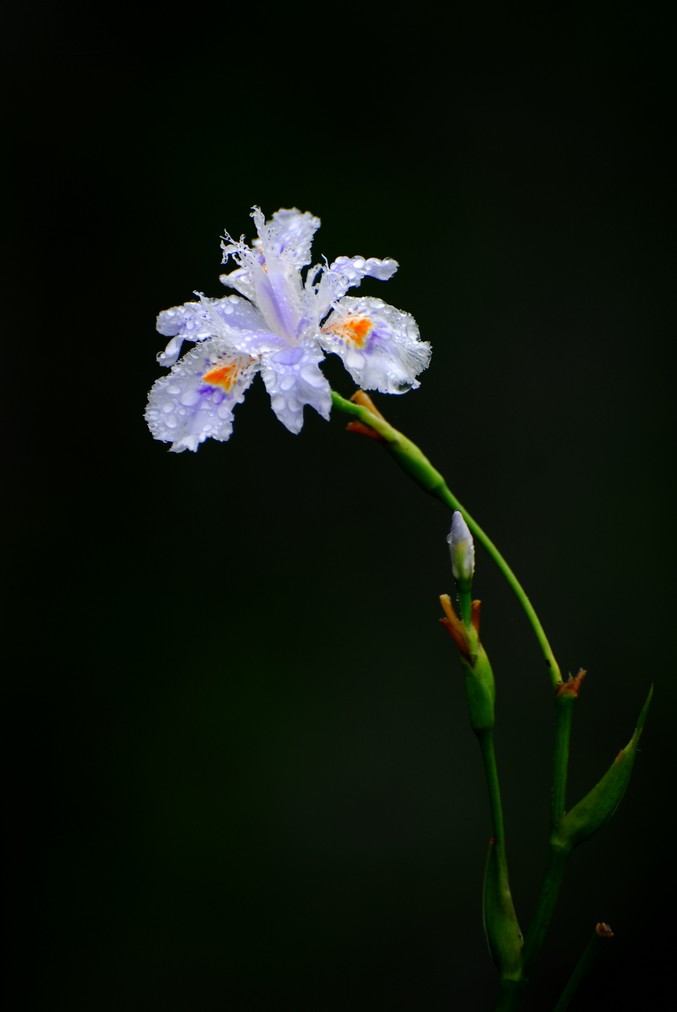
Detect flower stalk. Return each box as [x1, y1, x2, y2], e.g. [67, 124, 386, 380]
[332, 389, 563, 688]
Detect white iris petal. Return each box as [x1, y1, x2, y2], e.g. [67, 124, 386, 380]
[320, 296, 432, 394]
[145, 339, 257, 453]
[146, 207, 431, 450]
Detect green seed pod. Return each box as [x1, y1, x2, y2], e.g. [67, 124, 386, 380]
[553, 685, 653, 851]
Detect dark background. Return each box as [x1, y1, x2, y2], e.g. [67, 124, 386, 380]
[5, 4, 674, 1009]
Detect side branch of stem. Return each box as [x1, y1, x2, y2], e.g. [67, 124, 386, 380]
[552, 923, 614, 1011]
[551, 694, 576, 830]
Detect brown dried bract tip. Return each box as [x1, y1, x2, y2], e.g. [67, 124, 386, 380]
[350, 390, 386, 419]
[595, 922, 614, 938]
[556, 667, 588, 698]
[439, 594, 471, 660]
[471, 599, 481, 635]
[345, 420, 385, 442]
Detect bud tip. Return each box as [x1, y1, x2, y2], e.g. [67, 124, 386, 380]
[447, 511, 475, 583]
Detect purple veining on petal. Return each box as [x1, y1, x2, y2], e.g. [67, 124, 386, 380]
[362, 322, 389, 355]
[199, 384, 227, 404]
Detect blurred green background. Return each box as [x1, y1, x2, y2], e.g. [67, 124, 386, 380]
[6, 5, 674, 1009]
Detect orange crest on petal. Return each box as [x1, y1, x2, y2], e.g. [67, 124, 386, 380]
[324, 315, 373, 347]
[203, 359, 247, 393]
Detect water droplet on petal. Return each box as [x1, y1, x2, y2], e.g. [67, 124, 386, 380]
[180, 389, 201, 407]
[300, 364, 324, 387]
[272, 346, 303, 366]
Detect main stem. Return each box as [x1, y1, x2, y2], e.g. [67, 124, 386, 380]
[494, 980, 527, 1011]
[477, 730, 528, 1011]
[330, 391, 562, 689]
[521, 843, 570, 976]
[477, 730, 507, 865]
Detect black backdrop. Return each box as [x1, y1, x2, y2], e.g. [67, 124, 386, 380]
[6, 5, 674, 1009]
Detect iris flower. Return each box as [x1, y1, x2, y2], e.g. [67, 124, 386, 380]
[145, 207, 431, 451]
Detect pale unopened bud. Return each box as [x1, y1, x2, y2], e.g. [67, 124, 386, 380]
[447, 511, 475, 585]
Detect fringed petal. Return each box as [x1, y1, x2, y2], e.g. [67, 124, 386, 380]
[145, 339, 257, 452]
[320, 296, 431, 394]
[156, 295, 268, 366]
[314, 256, 399, 317]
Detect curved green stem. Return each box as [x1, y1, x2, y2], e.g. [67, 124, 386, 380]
[330, 391, 563, 688]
